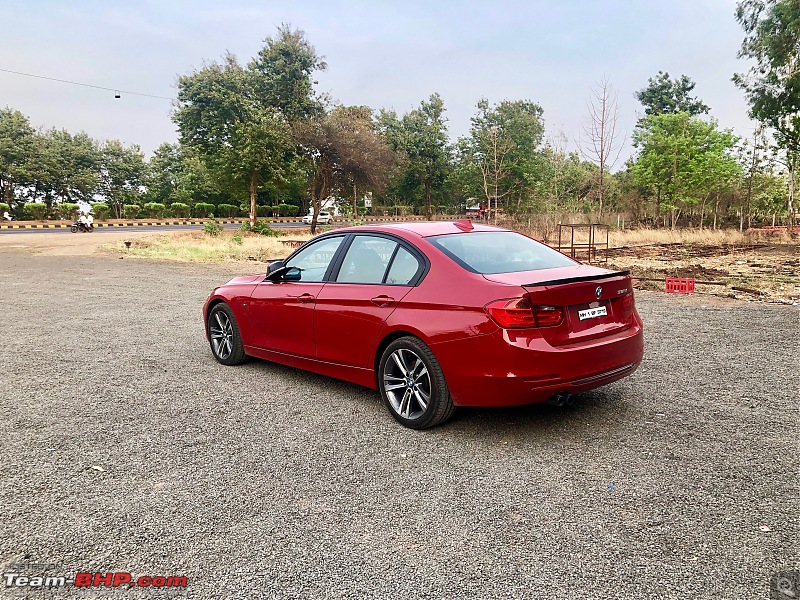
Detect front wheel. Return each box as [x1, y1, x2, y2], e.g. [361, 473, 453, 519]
[207, 303, 248, 365]
[378, 336, 456, 429]
[70, 225, 77, 233]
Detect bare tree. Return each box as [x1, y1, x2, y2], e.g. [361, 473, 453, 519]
[579, 76, 624, 218]
[477, 126, 515, 224]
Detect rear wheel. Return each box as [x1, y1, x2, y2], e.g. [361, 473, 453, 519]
[207, 303, 247, 365]
[378, 336, 456, 429]
[70, 225, 77, 233]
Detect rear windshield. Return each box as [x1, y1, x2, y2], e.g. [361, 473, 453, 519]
[428, 231, 576, 274]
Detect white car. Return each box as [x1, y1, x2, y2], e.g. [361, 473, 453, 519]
[302, 211, 332, 225]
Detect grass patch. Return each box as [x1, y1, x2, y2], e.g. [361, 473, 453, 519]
[109, 231, 313, 263]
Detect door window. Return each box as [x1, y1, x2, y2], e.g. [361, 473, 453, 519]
[336, 236, 398, 284]
[286, 236, 344, 282]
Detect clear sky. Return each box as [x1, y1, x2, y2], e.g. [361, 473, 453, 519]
[2, 0, 754, 166]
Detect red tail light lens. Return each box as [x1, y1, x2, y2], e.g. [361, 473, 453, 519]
[486, 298, 564, 328]
[531, 304, 564, 327]
[622, 292, 635, 312]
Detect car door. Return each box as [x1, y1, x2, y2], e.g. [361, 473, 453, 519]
[314, 234, 425, 368]
[248, 235, 345, 357]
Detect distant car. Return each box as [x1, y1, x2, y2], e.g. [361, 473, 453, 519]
[203, 220, 644, 429]
[302, 211, 332, 225]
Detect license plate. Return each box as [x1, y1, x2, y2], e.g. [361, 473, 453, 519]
[578, 306, 607, 321]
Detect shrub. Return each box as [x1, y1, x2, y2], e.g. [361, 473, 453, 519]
[239, 220, 282, 237]
[232, 234, 243, 245]
[170, 202, 191, 218]
[26, 203, 48, 220]
[216, 203, 240, 218]
[123, 204, 141, 219]
[0, 202, 10, 216]
[257, 205, 272, 217]
[274, 203, 300, 217]
[143, 202, 166, 219]
[91, 202, 111, 220]
[57, 203, 80, 220]
[194, 202, 214, 218]
[203, 218, 223, 236]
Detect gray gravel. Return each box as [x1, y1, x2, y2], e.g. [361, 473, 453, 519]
[0, 252, 797, 599]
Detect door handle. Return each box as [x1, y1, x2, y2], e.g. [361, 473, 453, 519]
[297, 293, 316, 303]
[371, 295, 395, 307]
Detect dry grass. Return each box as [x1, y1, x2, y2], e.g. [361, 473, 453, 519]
[104, 230, 314, 263]
[607, 227, 754, 248]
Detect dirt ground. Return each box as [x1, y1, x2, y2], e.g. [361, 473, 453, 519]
[603, 242, 799, 305]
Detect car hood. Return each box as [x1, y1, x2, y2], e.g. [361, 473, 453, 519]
[482, 264, 618, 286]
[226, 274, 265, 285]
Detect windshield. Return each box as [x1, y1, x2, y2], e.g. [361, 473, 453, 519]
[428, 231, 577, 274]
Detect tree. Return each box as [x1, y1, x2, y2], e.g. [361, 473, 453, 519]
[463, 99, 545, 220]
[631, 113, 741, 228]
[379, 94, 451, 218]
[174, 27, 324, 224]
[295, 105, 396, 232]
[580, 77, 624, 217]
[0, 108, 35, 210]
[27, 129, 100, 211]
[636, 71, 710, 116]
[734, 0, 800, 228]
[99, 140, 147, 218]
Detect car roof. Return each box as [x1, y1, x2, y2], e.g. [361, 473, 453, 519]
[348, 220, 506, 238]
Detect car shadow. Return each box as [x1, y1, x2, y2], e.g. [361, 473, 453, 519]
[235, 357, 631, 439]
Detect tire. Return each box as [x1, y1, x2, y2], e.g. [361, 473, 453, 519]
[70, 225, 77, 233]
[378, 336, 456, 429]
[207, 303, 248, 365]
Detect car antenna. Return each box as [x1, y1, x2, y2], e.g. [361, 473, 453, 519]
[454, 219, 474, 232]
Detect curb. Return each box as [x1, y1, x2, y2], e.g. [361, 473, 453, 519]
[0, 216, 436, 230]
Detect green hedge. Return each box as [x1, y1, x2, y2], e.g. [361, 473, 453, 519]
[170, 202, 191, 218]
[91, 202, 111, 220]
[216, 203, 240, 217]
[26, 203, 48, 220]
[56, 203, 80, 220]
[193, 202, 214, 218]
[0, 202, 10, 216]
[123, 204, 141, 219]
[273, 203, 299, 217]
[142, 202, 166, 219]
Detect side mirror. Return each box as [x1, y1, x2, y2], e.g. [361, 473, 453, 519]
[266, 260, 285, 276]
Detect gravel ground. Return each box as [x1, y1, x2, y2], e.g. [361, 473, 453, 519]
[0, 252, 797, 599]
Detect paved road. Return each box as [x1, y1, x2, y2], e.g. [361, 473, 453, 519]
[0, 221, 317, 235]
[0, 253, 796, 599]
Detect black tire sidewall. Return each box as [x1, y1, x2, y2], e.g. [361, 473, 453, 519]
[378, 337, 451, 429]
[207, 303, 247, 365]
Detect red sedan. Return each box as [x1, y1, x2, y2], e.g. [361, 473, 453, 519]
[203, 220, 644, 429]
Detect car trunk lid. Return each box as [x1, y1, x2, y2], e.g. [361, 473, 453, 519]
[484, 266, 635, 346]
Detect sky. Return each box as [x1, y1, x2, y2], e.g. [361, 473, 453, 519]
[1, 0, 755, 166]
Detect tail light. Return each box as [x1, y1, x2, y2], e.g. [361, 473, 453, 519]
[486, 297, 564, 328]
[622, 291, 635, 312]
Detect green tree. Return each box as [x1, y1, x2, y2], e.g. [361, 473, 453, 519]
[631, 113, 741, 228]
[27, 129, 100, 211]
[379, 94, 451, 218]
[99, 140, 147, 218]
[464, 99, 546, 219]
[734, 0, 800, 226]
[636, 72, 710, 116]
[174, 27, 323, 224]
[0, 108, 35, 210]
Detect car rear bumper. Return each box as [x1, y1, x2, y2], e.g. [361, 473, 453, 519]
[431, 314, 644, 407]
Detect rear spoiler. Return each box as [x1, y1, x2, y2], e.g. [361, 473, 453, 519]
[523, 270, 630, 288]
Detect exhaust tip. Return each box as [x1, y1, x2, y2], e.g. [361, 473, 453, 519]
[547, 393, 575, 407]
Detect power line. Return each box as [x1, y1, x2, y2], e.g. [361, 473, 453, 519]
[0, 67, 173, 101]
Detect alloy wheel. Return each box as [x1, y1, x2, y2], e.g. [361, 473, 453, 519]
[383, 348, 431, 420]
[209, 310, 234, 360]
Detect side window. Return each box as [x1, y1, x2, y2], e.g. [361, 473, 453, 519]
[286, 236, 344, 282]
[336, 236, 397, 284]
[385, 246, 421, 285]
